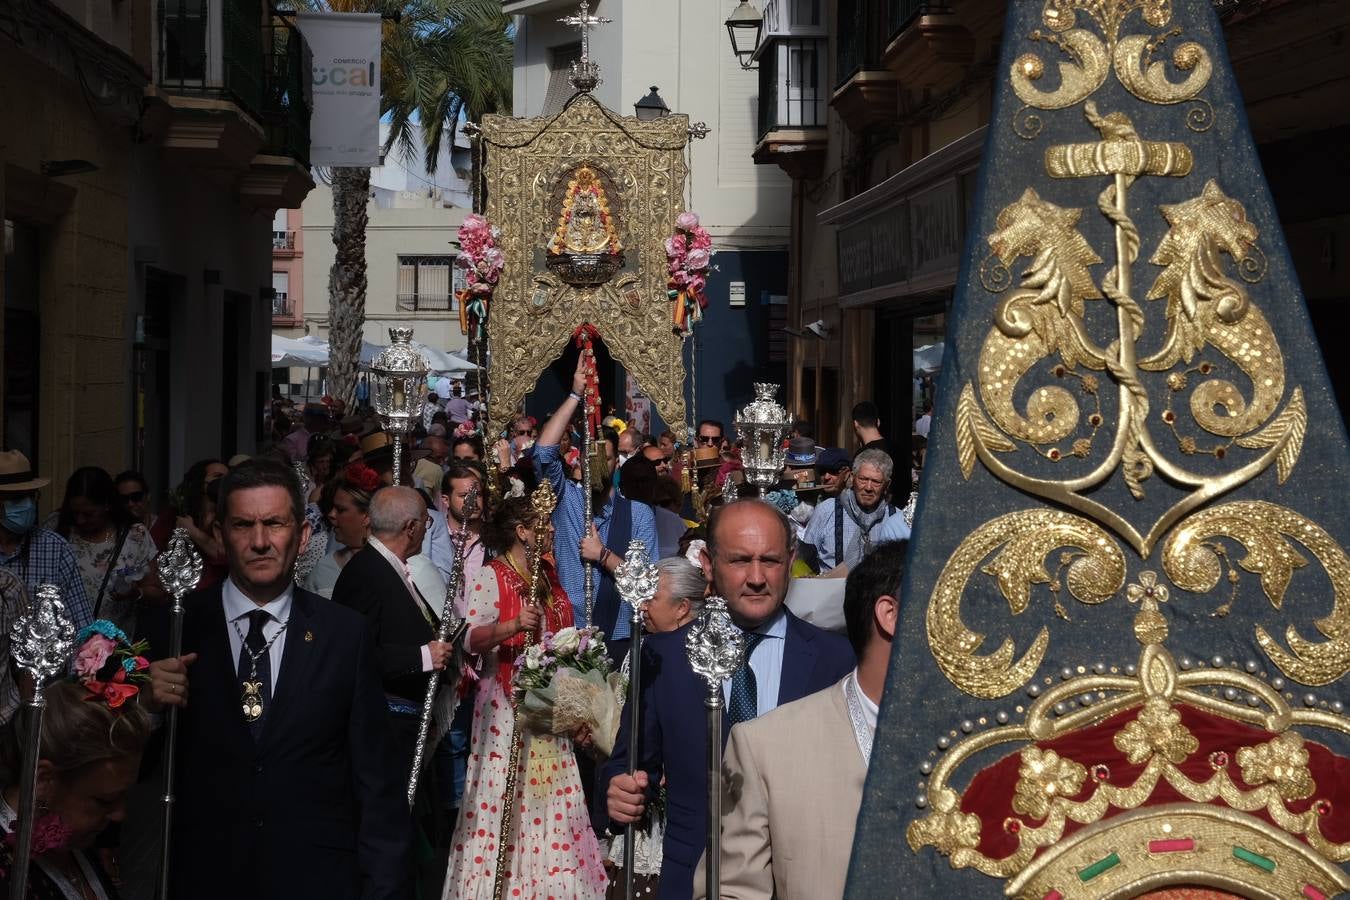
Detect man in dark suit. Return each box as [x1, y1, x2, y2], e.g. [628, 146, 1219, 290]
[330, 485, 455, 770]
[605, 499, 855, 900]
[148, 459, 412, 900]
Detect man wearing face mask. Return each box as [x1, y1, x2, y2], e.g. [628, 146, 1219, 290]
[0, 451, 93, 630]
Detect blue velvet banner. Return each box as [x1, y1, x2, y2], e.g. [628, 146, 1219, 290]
[848, 1, 1350, 896]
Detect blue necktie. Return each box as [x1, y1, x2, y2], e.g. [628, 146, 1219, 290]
[728, 632, 766, 725]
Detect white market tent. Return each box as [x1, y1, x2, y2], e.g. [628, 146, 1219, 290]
[271, 334, 478, 374]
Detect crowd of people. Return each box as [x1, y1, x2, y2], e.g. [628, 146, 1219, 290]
[0, 354, 929, 900]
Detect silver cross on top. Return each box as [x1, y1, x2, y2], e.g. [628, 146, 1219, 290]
[559, 0, 610, 93]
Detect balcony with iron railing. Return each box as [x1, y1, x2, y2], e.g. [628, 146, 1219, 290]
[272, 292, 295, 319]
[753, 37, 829, 178]
[157, 0, 265, 121]
[396, 292, 456, 313]
[272, 230, 296, 251]
[152, 0, 314, 207]
[260, 16, 311, 169]
[833, 0, 900, 132]
[880, 0, 972, 89]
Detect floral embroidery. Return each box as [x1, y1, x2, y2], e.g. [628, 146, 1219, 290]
[1237, 732, 1315, 801]
[1114, 696, 1199, 765]
[1012, 747, 1088, 818]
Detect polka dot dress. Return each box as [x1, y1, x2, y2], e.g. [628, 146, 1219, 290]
[442, 562, 608, 899]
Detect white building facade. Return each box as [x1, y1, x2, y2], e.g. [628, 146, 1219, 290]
[506, 0, 792, 432]
[279, 123, 475, 358]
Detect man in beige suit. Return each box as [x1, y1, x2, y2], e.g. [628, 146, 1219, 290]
[695, 540, 905, 900]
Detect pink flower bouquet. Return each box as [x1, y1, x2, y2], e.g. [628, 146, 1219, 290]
[667, 211, 714, 334]
[455, 214, 503, 340]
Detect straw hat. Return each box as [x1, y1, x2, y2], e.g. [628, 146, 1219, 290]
[0, 450, 49, 492]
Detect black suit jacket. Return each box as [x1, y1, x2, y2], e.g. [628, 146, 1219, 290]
[170, 584, 413, 900]
[603, 609, 856, 900]
[330, 544, 438, 704]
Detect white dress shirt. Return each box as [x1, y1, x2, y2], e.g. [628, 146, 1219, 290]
[722, 606, 788, 715]
[222, 577, 292, 689]
[368, 536, 437, 673]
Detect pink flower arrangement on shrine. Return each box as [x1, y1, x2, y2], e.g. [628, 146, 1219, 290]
[667, 211, 714, 334]
[455, 214, 504, 340]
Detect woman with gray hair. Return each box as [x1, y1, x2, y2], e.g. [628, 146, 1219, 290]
[605, 555, 707, 897]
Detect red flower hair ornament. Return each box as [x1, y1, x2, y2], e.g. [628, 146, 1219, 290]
[343, 462, 381, 494]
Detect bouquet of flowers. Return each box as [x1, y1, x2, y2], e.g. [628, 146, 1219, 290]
[666, 211, 714, 334]
[455, 213, 504, 341]
[514, 626, 624, 756]
[72, 620, 152, 708]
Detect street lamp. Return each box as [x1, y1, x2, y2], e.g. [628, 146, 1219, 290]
[633, 85, 671, 122]
[735, 383, 791, 489]
[724, 0, 763, 70]
[370, 326, 430, 486]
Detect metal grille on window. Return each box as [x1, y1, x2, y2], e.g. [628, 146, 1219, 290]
[397, 256, 459, 312]
[541, 43, 583, 116]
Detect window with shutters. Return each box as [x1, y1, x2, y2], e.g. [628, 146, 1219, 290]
[397, 256, 467, 312]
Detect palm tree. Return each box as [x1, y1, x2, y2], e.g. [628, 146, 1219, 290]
[320, 0, 512, 408]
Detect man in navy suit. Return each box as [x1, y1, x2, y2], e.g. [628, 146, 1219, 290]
[604, 499, 855, 899]
[149, 459, 413, 900]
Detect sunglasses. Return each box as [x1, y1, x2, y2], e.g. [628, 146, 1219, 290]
[696, 435, 721, 445]
[119, 490, 146, 502]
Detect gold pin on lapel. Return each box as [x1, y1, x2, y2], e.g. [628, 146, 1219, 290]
[304, 631, 314, 642]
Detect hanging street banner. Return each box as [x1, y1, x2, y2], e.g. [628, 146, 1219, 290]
[295, 12, 381, 167]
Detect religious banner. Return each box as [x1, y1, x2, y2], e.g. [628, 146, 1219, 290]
[295, 12, 381, 167]
[850, 1, 1350, 897]
[479, 7, 690, 429]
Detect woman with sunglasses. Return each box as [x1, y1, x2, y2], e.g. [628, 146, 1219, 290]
[50, 468, 162, 637]
[112, 472, 154, 537]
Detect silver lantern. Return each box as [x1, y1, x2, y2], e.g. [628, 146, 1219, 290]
[734, 382, 791, 489]
[371, 327, 430, 485]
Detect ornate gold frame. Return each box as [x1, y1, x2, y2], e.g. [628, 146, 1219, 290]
[480, 93, 690, 429]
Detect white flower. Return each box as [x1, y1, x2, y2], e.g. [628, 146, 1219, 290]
[684, 539, 707, 569]
[551, 627, 580, 656]
[523, 644, 545, 670]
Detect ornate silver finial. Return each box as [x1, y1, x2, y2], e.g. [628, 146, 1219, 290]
[292, 460, 313, 501]
[371, 326, 431, 439]
[10, 584, 75, 686]
[735, 383, 791, 489]
[615, 541, 659, 624]
[685, 596, 747, 690]
[294, 528, 328, 588]
[902, 490, 919, 527]
[688, 122, 712, 141]
[157, 527, 204, 600]
[722, 478, 740, 503]
[559, 0, 610, 92]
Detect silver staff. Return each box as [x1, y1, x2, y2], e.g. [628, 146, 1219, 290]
[407, 485, 479, 807]
[614, 541, 658, 900]
[685, 596, 747, 900]
[8, 584, 76, 900]
[156, 527, 203, 900]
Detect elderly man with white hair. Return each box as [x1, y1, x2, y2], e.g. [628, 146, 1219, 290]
[332, 486, 456, 768]
[801, 448, 910, 572]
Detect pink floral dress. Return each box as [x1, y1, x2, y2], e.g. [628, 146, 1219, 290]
[441, 558, 608, 900]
